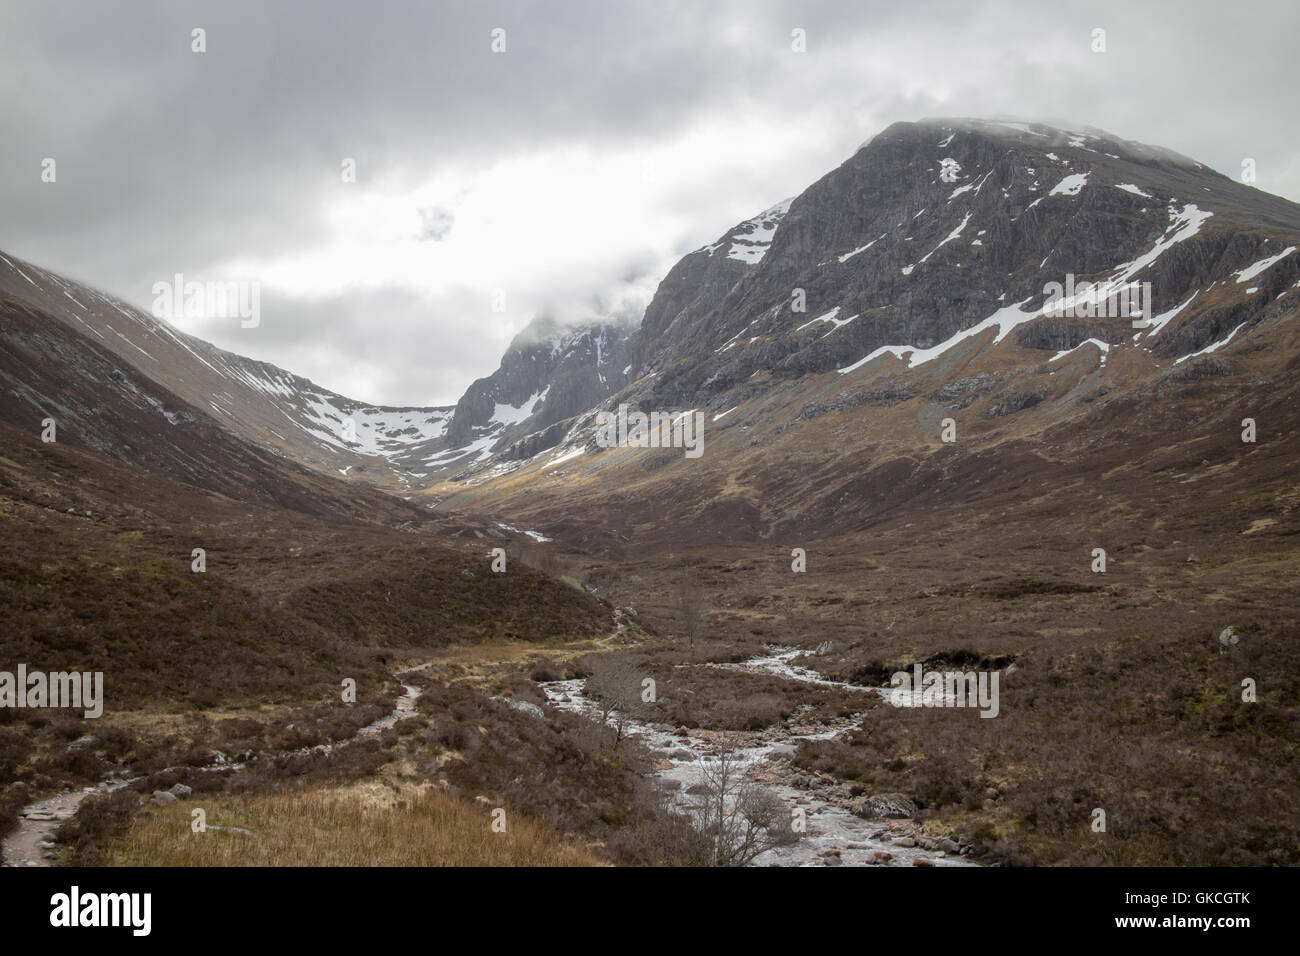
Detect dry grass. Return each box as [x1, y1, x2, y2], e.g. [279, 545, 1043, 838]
[103, 783, 602, 867]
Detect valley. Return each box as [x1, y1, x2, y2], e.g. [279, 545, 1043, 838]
[1, 118, 1298, 868]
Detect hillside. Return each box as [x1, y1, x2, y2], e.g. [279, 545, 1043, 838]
[429, 118, 1300, 548]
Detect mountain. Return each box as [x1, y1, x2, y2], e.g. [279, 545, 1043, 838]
[428, 314, 634, 477]
[629, 117, 1299, 403]
[0, 252, 643, 492]
[428, 118, 1300, 549]
[0, 251, 461, 492]
[6, 115, 1299, 538]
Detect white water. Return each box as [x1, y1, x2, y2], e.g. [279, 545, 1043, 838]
[542, 646, 976, 867]
[5, 651, 972, 868]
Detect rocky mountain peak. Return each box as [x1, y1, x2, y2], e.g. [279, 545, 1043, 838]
[616, 117, 1300, 412]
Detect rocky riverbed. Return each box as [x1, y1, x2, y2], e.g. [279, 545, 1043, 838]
[542, 646, 979, 867]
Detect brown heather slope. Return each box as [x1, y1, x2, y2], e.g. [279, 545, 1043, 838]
[429, 296, 1300, 551]
[422, 287, 1300, 865]
[0, 291, 617, 861]
[0, 258, 712, 868]
[0, 294, 409, 519]
[0, 249, 450, 493]
[0, 417, 610, 836]
[0, 418, 608, 709]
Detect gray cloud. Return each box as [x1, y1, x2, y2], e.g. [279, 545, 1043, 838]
[2, 0, 1296, 405]
[209, 285, 492, 407]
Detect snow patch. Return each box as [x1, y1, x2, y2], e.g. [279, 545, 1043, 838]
[795, 307, 858, 334]
[707, 198, 794, 265]
[838, 234, 887, 263]
[1234, 246, 1296, 284]
[838, 299, 1037, 375]
[545, 446, 584, 468]
[1139, 290, 1199, 340]
[1176, 323, 1247, 364]
[1050, 338, 1110, 366]
[917, 212, 971, 265]
[1049, 172, 1089, 197]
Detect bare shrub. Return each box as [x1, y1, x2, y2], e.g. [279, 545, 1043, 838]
[688, 747, 799, 866]
[584, 654, 647, 751]
[529, 659, 565, 682]
[677, 573, 707, 660]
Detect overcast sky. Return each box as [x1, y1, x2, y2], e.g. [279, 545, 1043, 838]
[3, 0, 1297, 406]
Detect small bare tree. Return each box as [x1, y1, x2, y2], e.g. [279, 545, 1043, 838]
[584, 654, 645, 751]
[678, 574, 706, 661]
[688, 746, 799, 866]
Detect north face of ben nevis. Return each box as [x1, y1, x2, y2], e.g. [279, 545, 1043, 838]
[2, 114, 1298, 875]
[431, 119, 1300, 546]
[626, 118, 1298, 395]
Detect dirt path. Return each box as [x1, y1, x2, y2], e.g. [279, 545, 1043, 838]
[1, 635, 622, 868]
[4, 638, 936, 868]
[2, 781, 135, 867]
[2, 670, 428, 867]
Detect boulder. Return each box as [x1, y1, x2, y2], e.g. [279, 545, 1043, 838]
[851, 792, 918, 819]
[1218, 627, 1239, 651]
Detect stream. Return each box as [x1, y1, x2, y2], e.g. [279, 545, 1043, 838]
[541, 646, 976, 867]
[4, 650, 971, 868]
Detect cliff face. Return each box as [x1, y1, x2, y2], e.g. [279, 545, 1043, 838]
[431, 315, 634, 470]
[619, 118, 1300, 410]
